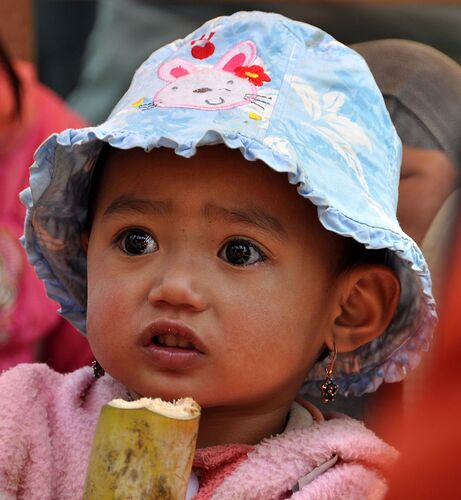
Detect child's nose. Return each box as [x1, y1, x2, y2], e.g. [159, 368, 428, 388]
[147, 265, 208, 312]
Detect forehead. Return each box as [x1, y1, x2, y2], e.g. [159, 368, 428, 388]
[95, 145, 306, 213]
[93, 146, 337, 239]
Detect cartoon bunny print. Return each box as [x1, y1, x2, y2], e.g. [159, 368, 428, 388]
[154, 41, 271, 111]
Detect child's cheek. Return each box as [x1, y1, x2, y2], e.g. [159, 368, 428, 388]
[222, 290, 308, 358]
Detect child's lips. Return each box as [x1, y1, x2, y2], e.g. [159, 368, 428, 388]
[141, 319, 207, 370]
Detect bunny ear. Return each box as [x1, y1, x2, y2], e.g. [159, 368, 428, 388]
[215, 41, 257, 73]
[158, 58, 200, 82]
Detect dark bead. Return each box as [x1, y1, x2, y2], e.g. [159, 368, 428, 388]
[92, 360, 105, 379]
[321, 378, 338, 403]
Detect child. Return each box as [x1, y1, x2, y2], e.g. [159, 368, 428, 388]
[0, 11, 436, 499]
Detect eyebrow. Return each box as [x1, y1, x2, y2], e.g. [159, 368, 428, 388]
[103, 195, 171, 217]
[203, 203, 288, 239]
[103, 196, 288, 239]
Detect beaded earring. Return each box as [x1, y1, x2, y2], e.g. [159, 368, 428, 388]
[91, 360, 105, 379]
[320, 342, 338, 403]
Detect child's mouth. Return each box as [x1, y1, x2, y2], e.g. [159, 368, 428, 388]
[142, 319, 206, 370]
[152, 334, 195, 350]
[146, 335, 204, 370]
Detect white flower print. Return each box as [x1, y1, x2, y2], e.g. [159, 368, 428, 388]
[263, 136, 295, 159]
[290, 76, 372, 192]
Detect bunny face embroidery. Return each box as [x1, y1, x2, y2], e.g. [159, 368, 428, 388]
[154, 41, 270, 111]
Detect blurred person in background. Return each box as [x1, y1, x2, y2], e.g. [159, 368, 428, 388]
[0, 40, 93, 372]
[385, 210, 461, 500]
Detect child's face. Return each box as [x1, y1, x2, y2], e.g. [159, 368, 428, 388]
[86, 146, 344, 411]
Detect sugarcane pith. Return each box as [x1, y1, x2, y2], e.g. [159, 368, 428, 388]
[83, 397, 201, 499]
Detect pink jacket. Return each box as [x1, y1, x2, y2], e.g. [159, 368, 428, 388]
[0, 364, 397, 499]
[0, 60, 92, 372]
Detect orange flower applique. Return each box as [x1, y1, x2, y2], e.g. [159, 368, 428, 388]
[234, 65, 271, 86]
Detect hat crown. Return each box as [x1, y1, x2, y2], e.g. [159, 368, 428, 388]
[108, 11, 401, 228]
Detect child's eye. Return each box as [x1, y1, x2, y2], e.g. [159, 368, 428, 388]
[116, 228, 158, 256]
[218, 238, 266, 266]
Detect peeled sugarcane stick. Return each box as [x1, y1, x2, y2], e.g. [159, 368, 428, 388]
[83, 397, 201, 500]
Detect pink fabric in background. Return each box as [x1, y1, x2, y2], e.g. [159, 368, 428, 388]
[0, 60, 93, 372]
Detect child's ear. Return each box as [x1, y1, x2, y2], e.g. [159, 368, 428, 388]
[328, 264, 401, 353]
[81, 230, 89, 256]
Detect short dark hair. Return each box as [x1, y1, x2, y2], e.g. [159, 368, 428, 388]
[339, 238, 389, 272]
[85, 143, 111, 230]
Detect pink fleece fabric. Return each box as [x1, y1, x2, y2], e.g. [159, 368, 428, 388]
[193, 444, 254, 499]
[0, 60, 92, 372]
[210, 416, 396, 499]
[0, 364, 125, 499]
[0, 364, 398, 499]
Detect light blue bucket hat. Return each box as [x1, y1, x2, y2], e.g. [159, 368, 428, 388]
[21, 11, 436, 397]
